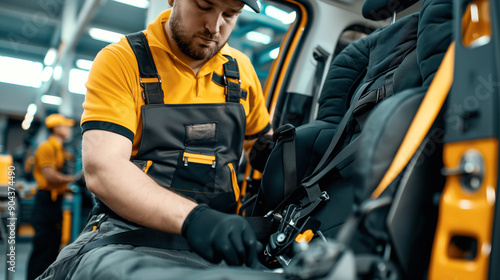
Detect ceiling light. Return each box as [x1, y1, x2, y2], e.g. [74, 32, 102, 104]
[22, 119, 32, 130]
[22, 103, 38, 130]
[0, 56, 43, 88]
[76, 59, 93, 70]
[246, 31, 271, 45]
[41, 95, 63, 106]
[42, 67, 53, 82]
[53, 66, 62, 81]
[89, 28, 124, 44]
[44, 48, 57, 66]
[265, 6, 296, 24]
[113, 0, 150, 9]
[269, 48, 280, 59]
[68, 68, 89, 95]
[27, 103, 38, 115]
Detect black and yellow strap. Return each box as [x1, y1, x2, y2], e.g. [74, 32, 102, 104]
[126, 32, 165, 105]
[370, 42, 455, 199]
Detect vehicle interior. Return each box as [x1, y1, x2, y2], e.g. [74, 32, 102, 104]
[0, 0, 498, 279]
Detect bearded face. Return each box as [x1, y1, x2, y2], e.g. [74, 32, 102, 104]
[168, 0, 243, 61]
[170, 14, 227, 60]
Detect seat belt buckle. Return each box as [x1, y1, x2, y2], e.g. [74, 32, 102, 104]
[263, 203, 322, 267]
[273, 123, 296, 142]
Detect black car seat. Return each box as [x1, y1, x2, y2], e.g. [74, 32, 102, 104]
[254, 0, 453, 272]
[258, 0, 422, 220]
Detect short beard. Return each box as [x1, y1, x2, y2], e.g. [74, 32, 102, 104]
[169, 14, 226, 61]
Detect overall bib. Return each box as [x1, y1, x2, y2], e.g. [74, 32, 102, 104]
[129, 32, 246, 212]
[81, 31, 250, 252]
[95, 32, 247, 215]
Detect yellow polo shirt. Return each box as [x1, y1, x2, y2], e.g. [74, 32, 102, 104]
[33, 136, 68, 195]
[82, 9, 270, 156]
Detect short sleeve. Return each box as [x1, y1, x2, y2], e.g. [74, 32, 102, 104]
[81, 41, 139, 142]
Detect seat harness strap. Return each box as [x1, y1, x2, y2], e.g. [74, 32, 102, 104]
[289, 78, 374, 208]
[273, 123, 297, 200]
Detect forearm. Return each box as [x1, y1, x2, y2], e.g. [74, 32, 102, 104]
[85, 160, 196, 234]
[82, 130, 196, 234]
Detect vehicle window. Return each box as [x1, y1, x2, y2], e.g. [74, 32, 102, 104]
[229, 1, 298, 86]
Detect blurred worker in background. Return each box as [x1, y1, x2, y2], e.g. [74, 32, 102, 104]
[27, 113, 77, 280]
[38, 0, 275, 279]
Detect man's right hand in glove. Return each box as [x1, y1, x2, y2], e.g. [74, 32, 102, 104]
[182, 204, 258, 267]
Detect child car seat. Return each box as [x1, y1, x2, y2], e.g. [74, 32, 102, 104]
[258, 0, 422, 219]
[255, 0, 453, 271]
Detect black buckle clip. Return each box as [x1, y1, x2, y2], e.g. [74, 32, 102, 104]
[139, 75, 162, 100]
[273, 123, 295, 143]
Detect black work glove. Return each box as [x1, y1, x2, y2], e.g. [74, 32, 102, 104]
[249, 134, 275, 173]
[182, 204, 258, 267]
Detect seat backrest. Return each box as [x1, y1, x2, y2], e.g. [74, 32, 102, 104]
[260, 0, 422, 215]
[255, 0, 453, 274]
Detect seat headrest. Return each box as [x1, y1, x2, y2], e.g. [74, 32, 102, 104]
[362, 0, 420, 20]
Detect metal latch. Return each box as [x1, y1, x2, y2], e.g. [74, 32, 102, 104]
[441, 149, 484, 192]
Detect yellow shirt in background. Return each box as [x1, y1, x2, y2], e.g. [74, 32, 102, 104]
[33, 135, 69, 196]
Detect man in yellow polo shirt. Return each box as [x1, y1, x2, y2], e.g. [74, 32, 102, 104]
[27, 114, 77, 280]
[38, 0, 278, 279]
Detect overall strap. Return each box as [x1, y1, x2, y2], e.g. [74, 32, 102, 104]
[126, 32, 164, 105]
[212, 55, 246, 102]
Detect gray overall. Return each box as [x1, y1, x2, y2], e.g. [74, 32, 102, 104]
[36, 32, 282, 279]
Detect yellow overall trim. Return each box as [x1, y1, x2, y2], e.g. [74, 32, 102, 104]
[237, 163, 252, 214]
[144, 160, 153, 173]
[182, 152, 216, 165]
[371, 42, 455, 199]
[228, 162, 240, 202]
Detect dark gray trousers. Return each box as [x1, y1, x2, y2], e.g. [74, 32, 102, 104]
[36, 214, 284, 280]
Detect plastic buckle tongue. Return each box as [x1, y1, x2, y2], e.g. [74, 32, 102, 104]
[263, 204, 322, 267]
